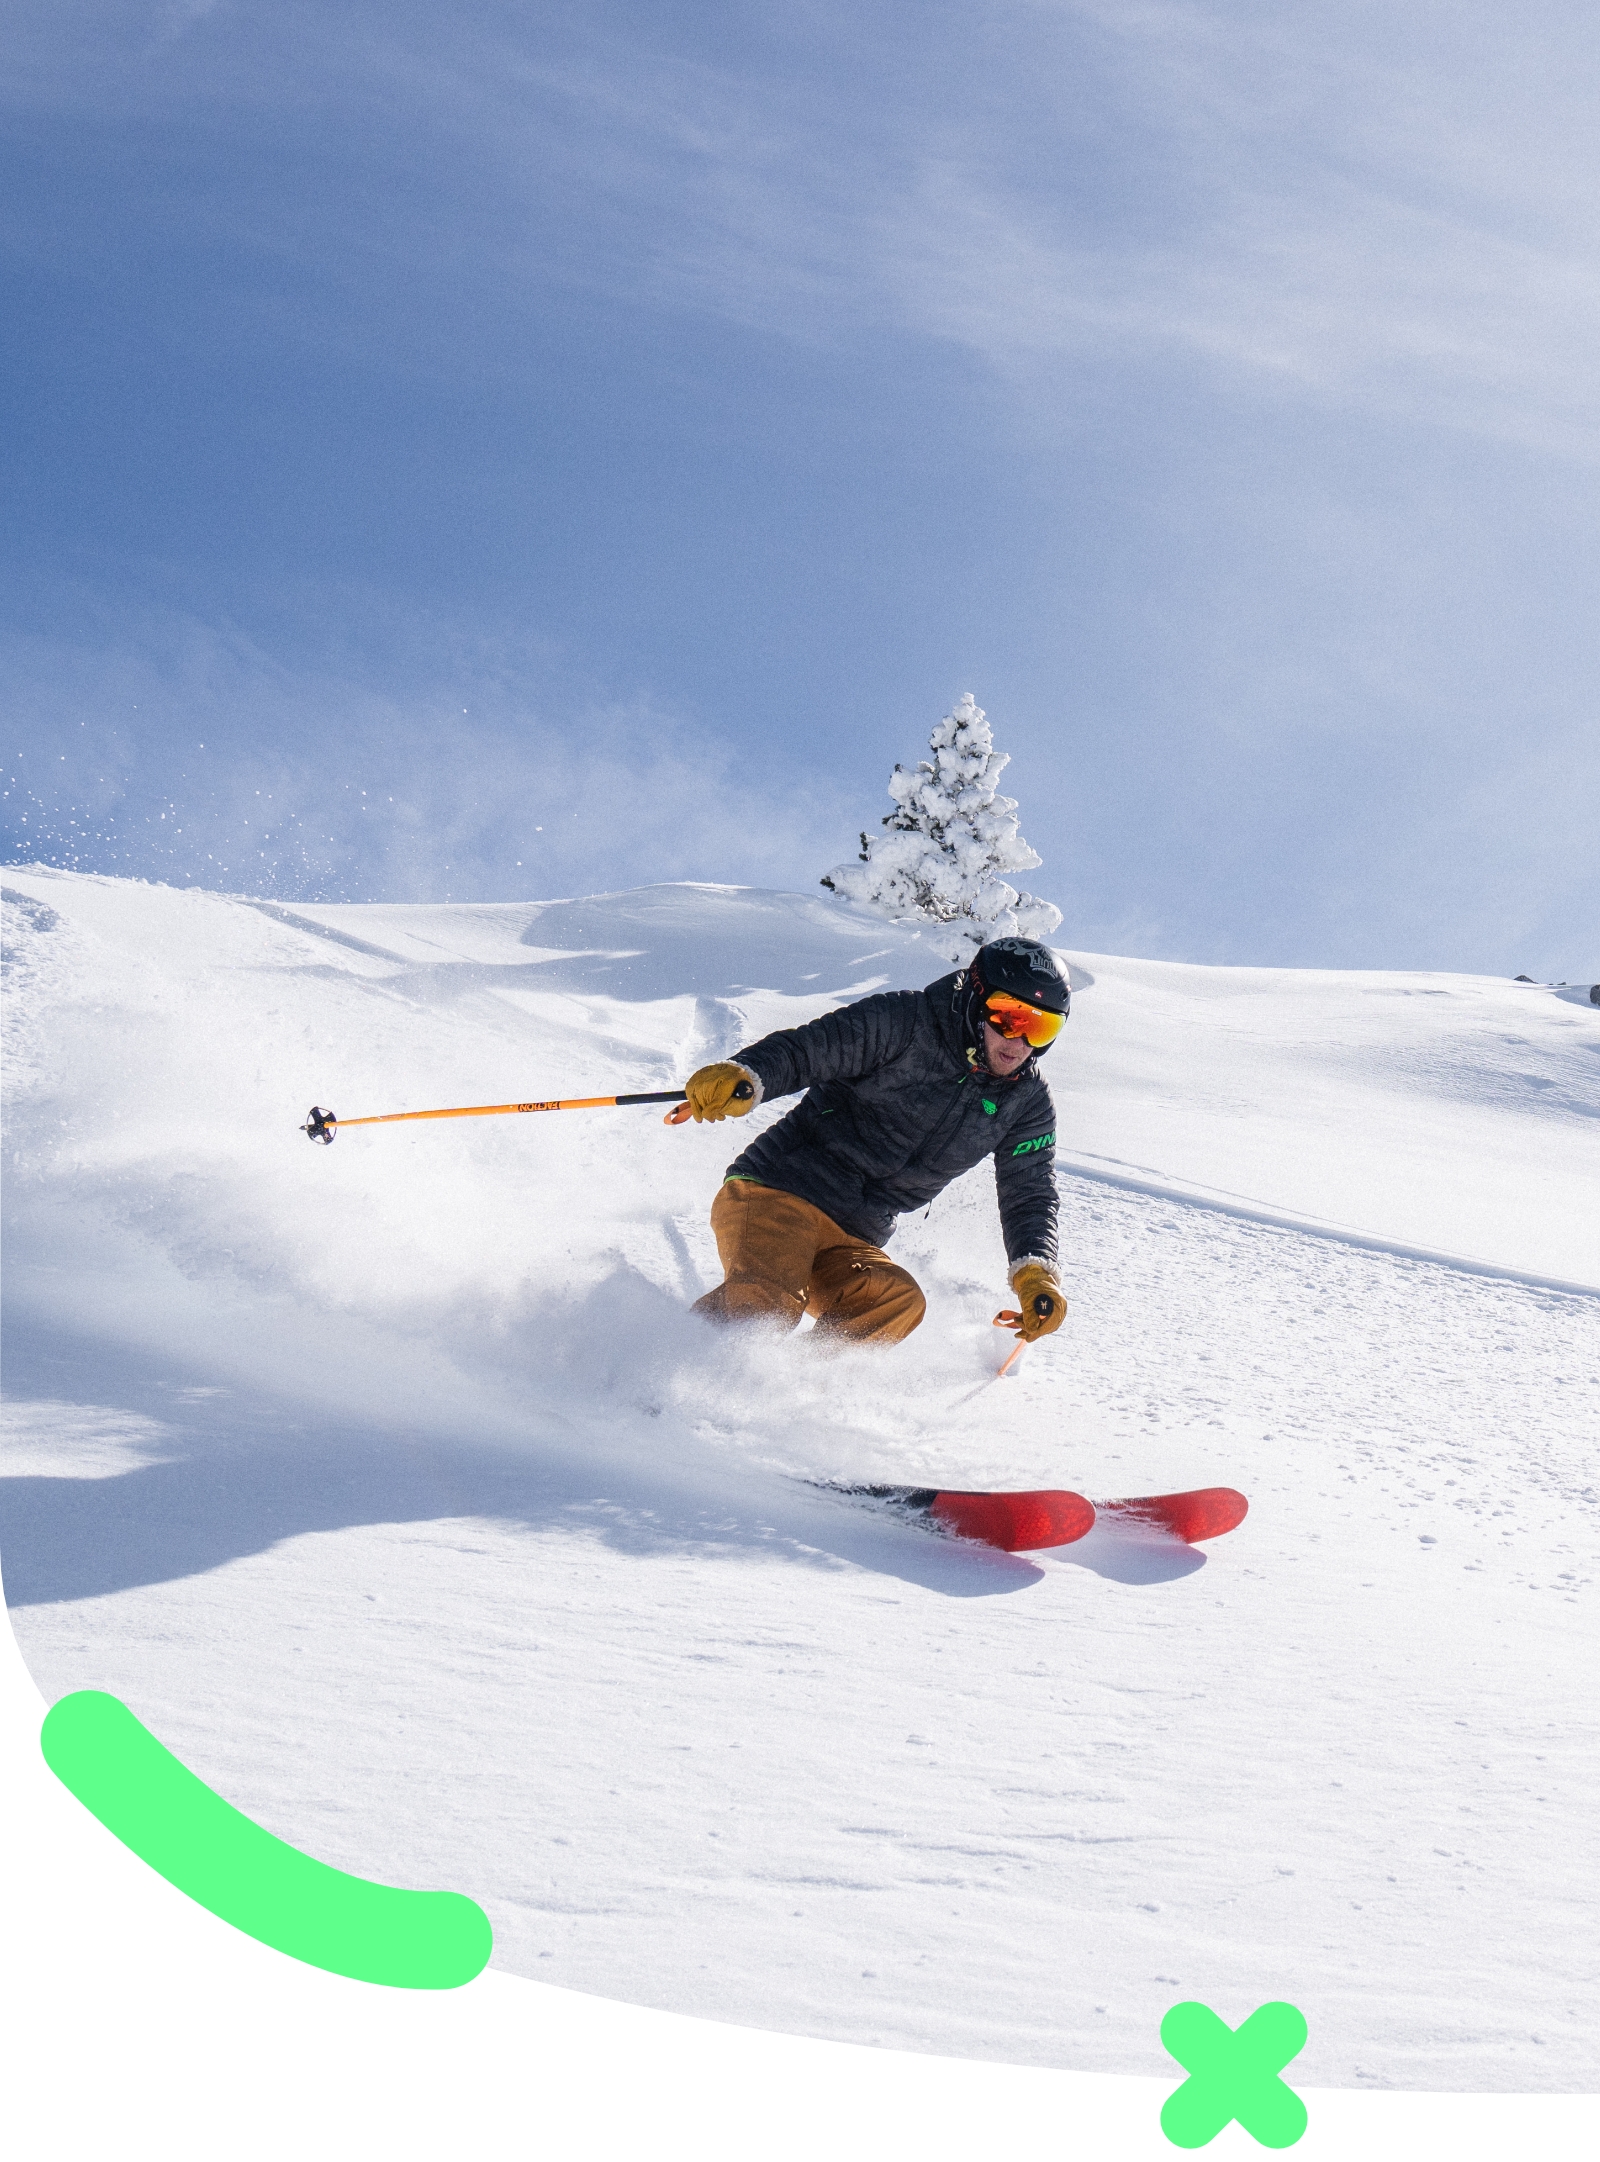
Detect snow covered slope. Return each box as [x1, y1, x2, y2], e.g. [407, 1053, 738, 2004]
[3, 870, 1597, 2093]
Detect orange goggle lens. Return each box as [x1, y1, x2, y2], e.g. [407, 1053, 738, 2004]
[984, 993, 1064, 1047]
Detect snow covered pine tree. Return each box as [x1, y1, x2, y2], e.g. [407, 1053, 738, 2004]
[820, 693, 1062, 963]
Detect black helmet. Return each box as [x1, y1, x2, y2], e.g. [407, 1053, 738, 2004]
[973, 936, 1071, 1015]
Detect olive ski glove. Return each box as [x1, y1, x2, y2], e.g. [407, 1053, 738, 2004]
[1010, 1261, 1067, 1342]
[684, 1062, 762, 1123]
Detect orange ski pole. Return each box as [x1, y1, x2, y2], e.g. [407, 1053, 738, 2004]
[992, 1313, 1027, 1379]
[949, 1305, 1040, 1406]
[301, 1080, 751, 1145]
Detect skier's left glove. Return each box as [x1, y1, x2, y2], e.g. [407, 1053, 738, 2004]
[1010, 1261, 1067, 1342]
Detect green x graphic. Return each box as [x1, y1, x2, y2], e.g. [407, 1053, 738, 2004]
[1160, 2000, 1308, 2148]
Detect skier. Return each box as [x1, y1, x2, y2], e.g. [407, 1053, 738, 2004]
[682, 936, 1070, 1346]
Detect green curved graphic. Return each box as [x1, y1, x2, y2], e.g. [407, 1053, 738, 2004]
[40, 1690, 492, 1989]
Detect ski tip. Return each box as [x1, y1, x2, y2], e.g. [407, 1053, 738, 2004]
[1096, 1486, 1249, 1544]
[929, 1488, 1096, 1553]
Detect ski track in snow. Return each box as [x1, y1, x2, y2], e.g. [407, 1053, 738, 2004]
[1, 870, 1597, 2092]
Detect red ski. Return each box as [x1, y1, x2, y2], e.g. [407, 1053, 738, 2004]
[1095, 1486, 1248, 1543]
[927, 1487, 1096, 1552]
[817, 1483, 1246, 1553]
[820, 1484, 1094, 1553]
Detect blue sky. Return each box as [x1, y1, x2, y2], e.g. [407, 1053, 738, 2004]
[3, 0, 1596, 972]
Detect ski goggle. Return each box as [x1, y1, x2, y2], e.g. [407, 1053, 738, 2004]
[983, 992, 1065, 1047]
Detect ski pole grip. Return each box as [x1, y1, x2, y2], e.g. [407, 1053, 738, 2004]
[1034, 1293, 1056, 1319]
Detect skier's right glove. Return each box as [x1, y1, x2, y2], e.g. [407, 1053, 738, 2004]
[1010, 1261, 1067, 1342]
[684, 1062, 761, 1123]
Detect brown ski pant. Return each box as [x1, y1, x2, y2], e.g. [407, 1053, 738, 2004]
[692, 1179, 926, 1345]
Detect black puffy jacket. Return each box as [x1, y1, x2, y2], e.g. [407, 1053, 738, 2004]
[725, 971, 1060, 1267]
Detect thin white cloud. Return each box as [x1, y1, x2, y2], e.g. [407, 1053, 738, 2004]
[9, 2, 1595, 450]
[532, 2, 1600, 457]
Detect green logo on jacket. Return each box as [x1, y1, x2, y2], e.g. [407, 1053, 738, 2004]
[1011, 1132, 1055, 1156]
